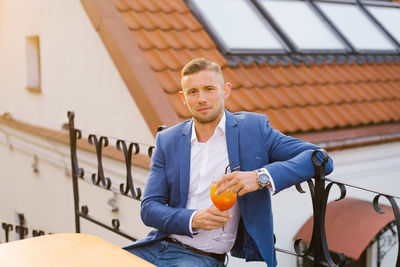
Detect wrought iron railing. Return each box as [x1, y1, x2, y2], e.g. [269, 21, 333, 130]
[64, 111, 399, 267]
[1, 213, 48, 243]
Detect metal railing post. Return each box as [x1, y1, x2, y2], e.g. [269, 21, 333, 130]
[67, 111, 84, 233]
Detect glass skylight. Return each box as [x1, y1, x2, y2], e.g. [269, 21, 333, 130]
[316, 2, 397, 52]
[258, 0, 346, 51]
[366, 5, 400, 44]
[189, 0, 285, 52]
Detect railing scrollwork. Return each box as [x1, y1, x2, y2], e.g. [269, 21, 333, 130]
[67, 111, 146, 241]
[117, 139, 141, 200]
[88, 134, 111, 189]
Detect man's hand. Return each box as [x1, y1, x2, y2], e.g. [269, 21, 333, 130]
[215, 171, 259, 197]
[192, 207, 231, 231]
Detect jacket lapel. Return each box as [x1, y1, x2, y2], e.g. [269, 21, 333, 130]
[225, 111, 240, 171]
[179, 120, 192, 207]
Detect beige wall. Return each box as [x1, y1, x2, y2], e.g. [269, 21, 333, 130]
[0, 124, 151, 246]
[0, 0, 154, 144]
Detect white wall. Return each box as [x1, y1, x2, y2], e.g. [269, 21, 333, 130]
[0, 124, 151, 246]
[0, 0, 154, 144]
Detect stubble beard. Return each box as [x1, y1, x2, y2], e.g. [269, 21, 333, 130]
[193, 105, 224, 124]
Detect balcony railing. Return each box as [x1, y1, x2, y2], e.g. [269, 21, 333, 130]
[4, 111, 397, 267]
[66, 111, 399, 267]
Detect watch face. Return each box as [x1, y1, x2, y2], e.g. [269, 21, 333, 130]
[258, 174, 269, 184]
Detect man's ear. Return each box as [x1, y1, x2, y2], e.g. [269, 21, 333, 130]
[179, 91, 186, 106]
[223, 82, 232, 99]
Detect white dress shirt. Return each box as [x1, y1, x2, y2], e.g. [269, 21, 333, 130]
[170, 113, 241, 254]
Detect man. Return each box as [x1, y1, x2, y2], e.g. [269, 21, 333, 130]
[125, 58, 333, 266]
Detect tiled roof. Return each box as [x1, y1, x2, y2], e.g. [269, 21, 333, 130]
[81, 0, 400, 146]
[114, 0, 400, 134]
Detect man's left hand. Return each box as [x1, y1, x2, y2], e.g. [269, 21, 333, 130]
[215, 171, 259, 196]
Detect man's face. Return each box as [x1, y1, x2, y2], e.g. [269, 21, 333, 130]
[180, 70, 231, 124]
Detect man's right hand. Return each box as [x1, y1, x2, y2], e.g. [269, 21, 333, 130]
[191, 207, 232, 231]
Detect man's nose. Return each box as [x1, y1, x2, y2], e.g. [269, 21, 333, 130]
[198, 90, 207, 102]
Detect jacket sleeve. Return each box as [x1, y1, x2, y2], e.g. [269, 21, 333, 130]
[258, 116, 334, 193]
[140, 133, 195, 236]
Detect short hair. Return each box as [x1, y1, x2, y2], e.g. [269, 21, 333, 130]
[181, 58, 223, 82]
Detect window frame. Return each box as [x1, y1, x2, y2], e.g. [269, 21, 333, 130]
[184, 0, 400, 57]
[184, 0, 290, 55]
[359, 0, 400, 51]
[312, 0, 399, 54]
[253, 0, 351, 54]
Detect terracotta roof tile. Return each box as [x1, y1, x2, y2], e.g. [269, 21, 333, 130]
[135, 29, 170, 50]
[250, 65, 281, 88]
[293, 107, 321, 132]
[106, 0, 400, 135]
[150, 0, 188, 13]
[124, 10, 157, 30]
[226, 88, 266, 111]
[167, 93, 190, 118]
[267, 108, 300, 132]
[120, 0, 147, 12]
[152, 0, 189, 13]
[321, 105, 348, 128]
[256, 87, 284, 109]
[258, 64, 293, 87]
[306, 63, 334, 84]
[224, 96, 242, 114]
[263, 109, 286, 131]
[338, 83, 364, 103]
[134, 29, 214, 51]
[161, 11, 203, 31]
[155, 69, 181, 93]
[229, 89, 258, 111]
[272, 63, 306, 86]
[377, 81, 400, 99]
[128, 0, 164, 13]
[221, 67, 242, 89]
[387, 101, 400, 120]
[114, 0, 131, 12]
[122, 0, 189, 13]
[173, 30, 215, 50]
[293, 85, 320, 106]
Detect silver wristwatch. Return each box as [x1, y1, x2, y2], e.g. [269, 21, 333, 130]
[255, 168, 271, 188]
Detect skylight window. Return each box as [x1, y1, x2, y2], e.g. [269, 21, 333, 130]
[257, 0, 346, 52]
[188, 0, 286, 53]
[315, 1, 397, 52]
[365, 5, 400, 45]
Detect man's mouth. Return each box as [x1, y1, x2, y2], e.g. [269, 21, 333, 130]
[197, 107, 211, 112]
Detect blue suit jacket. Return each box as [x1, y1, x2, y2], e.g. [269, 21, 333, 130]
[125, 111, 333, 267]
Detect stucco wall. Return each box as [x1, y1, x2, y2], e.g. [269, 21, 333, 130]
[0, 0, 154, 144]
[0, 123, 151, 246]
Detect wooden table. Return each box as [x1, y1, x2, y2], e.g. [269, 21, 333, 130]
[0, 233, 155, 267]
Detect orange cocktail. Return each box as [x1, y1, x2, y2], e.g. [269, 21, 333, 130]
[210, 182, 237, 211]
[210, 182, 237, 242]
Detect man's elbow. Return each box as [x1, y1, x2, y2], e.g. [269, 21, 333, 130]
[140, 200, 152, 226]
[325, 157, 334, 175]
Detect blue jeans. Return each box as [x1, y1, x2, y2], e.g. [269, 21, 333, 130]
[125, 240, 225, 267]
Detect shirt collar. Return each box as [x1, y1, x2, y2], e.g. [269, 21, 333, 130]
[191, 112, 226, 143]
